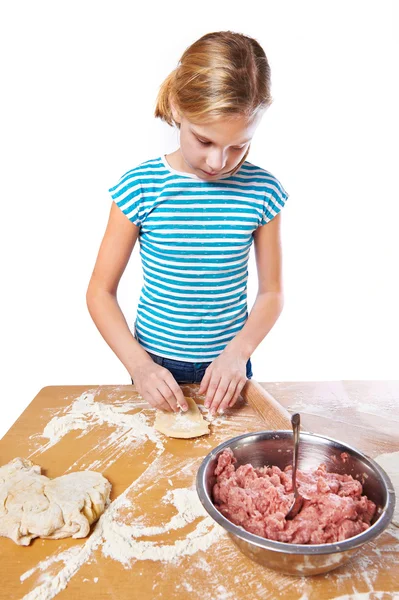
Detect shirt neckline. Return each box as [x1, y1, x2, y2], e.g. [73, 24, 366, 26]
[160, 154, 235, 181]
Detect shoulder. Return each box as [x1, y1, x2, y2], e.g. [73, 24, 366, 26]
[108, 156, 164, 196]
[241, 160, 287, 196]
[242, 161, 289, 225]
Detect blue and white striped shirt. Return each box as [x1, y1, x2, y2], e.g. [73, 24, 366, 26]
[108, 155, 288, 362]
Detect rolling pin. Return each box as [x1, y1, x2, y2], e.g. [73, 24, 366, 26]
[240, 379, 292, 429]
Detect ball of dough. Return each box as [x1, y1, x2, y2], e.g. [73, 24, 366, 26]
[0, 457, 111, 546]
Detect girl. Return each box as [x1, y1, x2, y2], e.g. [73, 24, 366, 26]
[86, 31, 289, 417]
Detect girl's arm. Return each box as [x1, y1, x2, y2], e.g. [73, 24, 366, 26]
[199, 213, 284, 413]
[86, 202, 187, 412]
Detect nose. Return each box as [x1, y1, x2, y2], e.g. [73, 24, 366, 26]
[206, 149, 227, 172]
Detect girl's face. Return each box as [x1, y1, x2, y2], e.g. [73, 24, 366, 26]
[171, 107, 264, 180]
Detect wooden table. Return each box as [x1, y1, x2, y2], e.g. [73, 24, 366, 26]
[0, 381, 398, 599]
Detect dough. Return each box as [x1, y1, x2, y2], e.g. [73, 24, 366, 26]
[374, 451, 399, 527]
[0, 457, 111, 546]
[154, 396, 210, 439]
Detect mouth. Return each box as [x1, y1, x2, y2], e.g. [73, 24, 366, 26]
[201, 169, 220, 177]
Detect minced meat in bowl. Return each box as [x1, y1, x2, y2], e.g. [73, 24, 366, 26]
[213, 447, 376, 545]
[196, 431, 395, 575]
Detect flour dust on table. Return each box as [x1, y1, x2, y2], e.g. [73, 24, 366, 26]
[18, 453, 225, 600]
[9, 386, 398, 600]
[374, 451, 399, 527]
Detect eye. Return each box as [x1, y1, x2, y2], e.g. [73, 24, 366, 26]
[196, 136, 246, 150]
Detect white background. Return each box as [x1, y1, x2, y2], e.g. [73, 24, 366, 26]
[1, 1, 398, 439]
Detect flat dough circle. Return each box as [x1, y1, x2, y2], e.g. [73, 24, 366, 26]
[374, 451, 399, 527]
[154, 396, 210, 439]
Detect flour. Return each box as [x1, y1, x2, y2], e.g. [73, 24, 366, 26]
[20, 453, 225, 600]
[213, 585, 234, 600]
[41, 391, 161, 449]
[108, 488, 211, 540]
[194, 556, 212, 572]
[332, 594, 399, 599]
[168, 411, 201, 431]
[198, 404, 227, 425]
[28, 391, 164, 471]
[374, 451, 399, 527]
[20, 546, 83, 583]
[19, 388, 399, 599]
[27, 391, 225, 467]
[19, 390, 226, 598]
[182, 581, 194, 592]
[321, 524, 399, 598]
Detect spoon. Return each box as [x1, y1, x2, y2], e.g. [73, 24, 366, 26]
[286, 412, 303, 520]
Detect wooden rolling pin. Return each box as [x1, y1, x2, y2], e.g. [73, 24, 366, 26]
[240, 379, 292, 429]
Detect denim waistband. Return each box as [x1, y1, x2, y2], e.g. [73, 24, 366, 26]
[132, 351, 253, 385]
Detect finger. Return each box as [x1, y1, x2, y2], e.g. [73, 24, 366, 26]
[228, 379, 247, 407]
[156, 382, 180, 412]
[147, 390, 172, 412]
[204, 375, 221, 410]
[164, 372, 188, 411]
[157, 400, 173, 411]
[198, 368, 211, 396]
[211, 379, 236, 415]
[224, 380, 246, 410]
[218, 380, 242, 413]
[207, 377, 229, 414]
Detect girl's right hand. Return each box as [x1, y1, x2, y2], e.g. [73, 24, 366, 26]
[131, 358, 188, 413]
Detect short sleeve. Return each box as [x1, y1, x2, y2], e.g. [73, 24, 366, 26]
[260, 176, 289, 226]
[108, 169, 143, 227]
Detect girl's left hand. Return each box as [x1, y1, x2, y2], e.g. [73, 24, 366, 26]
[198, 350, 248, 415]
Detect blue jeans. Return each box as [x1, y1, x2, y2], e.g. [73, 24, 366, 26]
[131, 351, 253, 385]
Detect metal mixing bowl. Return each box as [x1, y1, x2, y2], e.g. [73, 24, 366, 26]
[196, 431, 395, 576]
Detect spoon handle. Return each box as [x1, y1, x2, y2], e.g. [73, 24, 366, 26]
[291, 412, 301, 491]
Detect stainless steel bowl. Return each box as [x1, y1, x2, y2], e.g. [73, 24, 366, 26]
[196, 431, 395, 576]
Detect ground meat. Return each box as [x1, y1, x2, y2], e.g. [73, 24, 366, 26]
[212, 448, 377, 545]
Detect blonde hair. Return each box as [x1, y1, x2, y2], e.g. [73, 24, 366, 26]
[154, 31, 272, 175]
